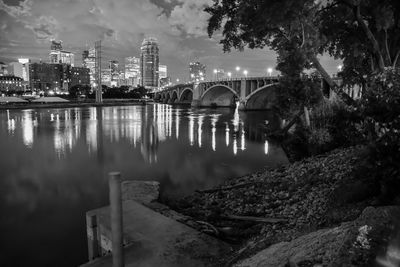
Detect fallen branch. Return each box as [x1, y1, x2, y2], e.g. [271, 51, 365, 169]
[195, 220, 219, 235]
[221, 215, 288, 223]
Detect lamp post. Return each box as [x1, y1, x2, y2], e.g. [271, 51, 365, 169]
[176, 78, 180, 84]
[213, 69, 218, 80]
[243, 70, 248, 78]
[235, 66, 240, 78]
[227, 72, 232, 79]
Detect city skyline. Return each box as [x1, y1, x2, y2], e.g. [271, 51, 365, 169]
[0, 0, 341, 82]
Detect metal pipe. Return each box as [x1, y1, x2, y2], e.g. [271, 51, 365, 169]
[109, 172, 124, 267]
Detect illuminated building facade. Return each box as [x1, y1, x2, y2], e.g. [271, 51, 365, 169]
[82, 47, 96, 88]
[189, 62, 206, 82]
[49, 40, 75, 66]
[140, 37, 159, 89]
[109, 60, 119, 87]
[0, 76, 24, 92]
[125, 56, 140, 87]
[29, 63, 89, 93]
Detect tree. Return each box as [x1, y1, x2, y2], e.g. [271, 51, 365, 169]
[320, 0, 400, 85]
[69, 84, 91, 98]
[205, 0, 400, 104]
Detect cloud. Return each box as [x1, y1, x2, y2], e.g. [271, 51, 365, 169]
[169, 0, 212, 37]
[0, 0, 32, 18]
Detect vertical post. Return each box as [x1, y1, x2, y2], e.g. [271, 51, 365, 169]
[86, 214, 100, 260]
[109, 172, 124, 267]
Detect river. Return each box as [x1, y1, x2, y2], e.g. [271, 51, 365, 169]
[0, 103, 288, 266]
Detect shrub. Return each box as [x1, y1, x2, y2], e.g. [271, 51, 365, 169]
[358, 67, 400, 202]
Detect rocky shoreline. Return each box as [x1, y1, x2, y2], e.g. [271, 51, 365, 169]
[169, 146, 400, 266]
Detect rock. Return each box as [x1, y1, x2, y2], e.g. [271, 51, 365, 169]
[121, 180, 160, 204]
[234, 206, 400, 267]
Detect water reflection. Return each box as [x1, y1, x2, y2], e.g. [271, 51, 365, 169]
[2, 104, 284, 163]
[0, 104, 288, 267]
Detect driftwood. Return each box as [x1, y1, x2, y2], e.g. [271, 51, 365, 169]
[221, 214, 288, 223]
[195, 181, 261, 194]
[195, 220, 219, 235]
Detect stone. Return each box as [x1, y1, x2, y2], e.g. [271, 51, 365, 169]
[234, 206, 400, 267]
[121, 180, 160, 204]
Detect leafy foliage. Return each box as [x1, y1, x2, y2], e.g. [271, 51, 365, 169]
[358, 68, 400, 201]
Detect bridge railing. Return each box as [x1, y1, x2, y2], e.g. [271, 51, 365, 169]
[158, 76, 280, 92]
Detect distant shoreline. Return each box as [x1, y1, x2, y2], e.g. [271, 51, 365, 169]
[0, 99, 152, 110]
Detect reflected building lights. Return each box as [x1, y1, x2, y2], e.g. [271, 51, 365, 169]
[198, 115, 204, 148]
[189, 115, 194, 146]
[211, 116, 218, 151]
[233, 135, 237, 155]
[175, 109, 180, 139]
[264, 139, 269, 155]
[22, 110, 34, 148]
[232, 107, 240, 132]
[240, 123, 246, 151]
[225, 123, 230, 147]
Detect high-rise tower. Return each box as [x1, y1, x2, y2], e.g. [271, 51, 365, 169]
[140, 37, 159, 89]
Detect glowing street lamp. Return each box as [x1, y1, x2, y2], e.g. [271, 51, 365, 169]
[267, 67, 273, 77]
[176, 78, 180, 83]
[243, 70, 248, 77]
[213, 69, 218, 80]
[337, 65, 343, 72]
[227, 72, 232, 79]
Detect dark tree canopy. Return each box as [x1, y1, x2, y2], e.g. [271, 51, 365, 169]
[206, 0, 400, 91]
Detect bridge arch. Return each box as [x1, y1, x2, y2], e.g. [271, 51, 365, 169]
[179, 88, 193, 102]
[244, 83, 279, 110]
[169, 90, 178, 104]
[200, 84, 238, 107]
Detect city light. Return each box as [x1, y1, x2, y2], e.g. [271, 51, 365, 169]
[267, 67, 273, 76]
[337, 65, 343, 72]
[243, 70, 248, 77]
[235, 66, 240, 71]
[227, 72, 232, 78]
[176, 78, 180, 83]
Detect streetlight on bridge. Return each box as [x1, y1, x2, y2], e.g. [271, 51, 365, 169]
[213, 69, 218, 80]
[267, 67, 273, 77]
[243, 70, 248, 78]
[227, 72, 232, 79]
[235, 66, 240, 78]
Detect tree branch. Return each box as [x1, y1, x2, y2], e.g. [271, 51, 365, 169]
[354, 4, 385, 70]
[310, 54, 355, 106]
[393, 49, 400, 68]
[384, 29, 392, 65]
[300, 23, 305, 48]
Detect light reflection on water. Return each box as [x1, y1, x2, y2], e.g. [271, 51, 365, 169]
[0, 104, 287, 267]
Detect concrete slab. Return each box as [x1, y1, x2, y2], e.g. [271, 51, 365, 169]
[81, 200, 231, 267]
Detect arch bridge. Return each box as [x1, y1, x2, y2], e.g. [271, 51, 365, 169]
[154, 76, 280, 110]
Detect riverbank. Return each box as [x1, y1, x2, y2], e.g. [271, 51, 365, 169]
[170, 145, 400, 265]
[0, 98, 151, 110]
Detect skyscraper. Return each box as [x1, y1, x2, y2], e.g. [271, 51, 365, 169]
[82, 47, 96, 88]
[49, 40, 75, 66]
[125, 57, 140, 86]
[109, 60, 119, 87]
[189, 62, 206, 82]
[140, 37, 159, 89]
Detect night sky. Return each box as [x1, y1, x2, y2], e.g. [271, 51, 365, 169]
[0, 0, 340, 81]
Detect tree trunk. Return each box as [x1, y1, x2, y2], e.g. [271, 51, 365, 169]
[304, 106, 310, 127]
[310, 55, 355, 106]
[393, 49, 400, 68]
[354, 4, 385, 71]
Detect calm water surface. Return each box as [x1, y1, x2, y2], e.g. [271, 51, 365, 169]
[0, 104, 288, 266]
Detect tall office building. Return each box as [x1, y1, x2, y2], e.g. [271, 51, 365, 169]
[140, 37, 159, 89]
[7, 62, 24, 79]
[82, 47, 96, 88]
[189, 62, 206, 82]
[18, 58, 30, 81]
[49, 40, 75, 66]
[125, 56, 140, 86]
[159, 64, 167, 79]
[109, 60, 119, 87]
